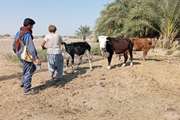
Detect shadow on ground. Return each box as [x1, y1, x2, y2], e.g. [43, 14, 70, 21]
[32, 65, 102, 94]
[111, 62, 141, 69]
[133, 57, 163, 62]
[0, 69, 48, 81]
[0, 56, 104, 82]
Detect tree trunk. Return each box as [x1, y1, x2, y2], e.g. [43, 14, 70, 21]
[83, 35, 86, 41]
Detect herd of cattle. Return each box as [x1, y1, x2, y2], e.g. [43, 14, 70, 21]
[61, 36, 157, 70]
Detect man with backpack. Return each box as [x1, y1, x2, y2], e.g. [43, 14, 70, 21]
[13, 18, 41, 95]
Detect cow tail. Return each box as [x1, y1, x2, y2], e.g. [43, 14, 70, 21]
[88, 45, 91, 52]
[86, 43, 93, 61]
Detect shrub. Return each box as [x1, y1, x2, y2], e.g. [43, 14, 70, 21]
[37, 49, 47, 62]
[91, 44, 101, 56]
[5, 53, 19, 63]
[5, 50, 47, 63]
[172, 50, 180, 57]
[155, 40, 163, 48]
[165, 50, 174, 55]
[3, 34, 11, 37]
[175, 46, 180, 51]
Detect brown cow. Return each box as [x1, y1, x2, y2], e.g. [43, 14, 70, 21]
[130, 38, 157, 60]
[98, 36, 133, 69]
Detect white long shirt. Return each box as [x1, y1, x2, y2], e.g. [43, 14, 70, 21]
[44, 33, 63, 54]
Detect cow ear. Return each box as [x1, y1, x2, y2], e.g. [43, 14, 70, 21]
[106, 37, 111, 41]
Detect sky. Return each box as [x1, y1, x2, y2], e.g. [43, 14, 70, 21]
[0, 0, 110, 36]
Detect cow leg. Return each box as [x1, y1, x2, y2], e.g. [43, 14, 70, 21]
[63, 52, 72, 69]
[129, 49, 133, 66]
[70, 54, 75, 70]
[143, 50, 148, 61]
[88, 56, 93, 71]
[119, 55, 122, 60]
[79, 55, 83, 64]
[129, 42, 134, 66]
[76, 55, 82, 69]
[85, 50, 93, 70]
[66, 59, 70, 67]
[122, 52, 128, 67]
[107, 53, 113, 69]
[63, 54, 70, 71]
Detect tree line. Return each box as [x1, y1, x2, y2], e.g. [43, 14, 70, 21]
[95, 0, 180, 48]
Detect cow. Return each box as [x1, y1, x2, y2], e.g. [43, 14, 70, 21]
[61, 41, 93, 70]
[98, 36, 133, 69]
[130, 38, 157, 60]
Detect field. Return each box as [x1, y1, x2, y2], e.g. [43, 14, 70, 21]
[1, 38, 180, 120]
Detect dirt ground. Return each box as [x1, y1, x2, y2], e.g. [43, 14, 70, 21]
[1, 38, 180, 120]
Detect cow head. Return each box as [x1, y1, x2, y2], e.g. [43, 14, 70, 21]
[98, 36, 110, 57]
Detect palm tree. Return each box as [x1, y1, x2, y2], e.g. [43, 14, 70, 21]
[76, 25, 92, 41]
[133, 0, 180, 48]
[122, 0, 160, 37]
[96, 0, 130, 36]
[154, 0, 180, 48]
[95, 0, 180, 48]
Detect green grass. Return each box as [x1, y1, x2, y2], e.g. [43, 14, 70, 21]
[5, 49, 47, 63]
[5, 53, 19, 63]
[91, 44, 101, 56]
[37, 49, 47, 62]
[5, 46, 101, 64]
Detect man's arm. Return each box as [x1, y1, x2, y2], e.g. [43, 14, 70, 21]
[24, 34, 38, 61]
[12, 32, 19, 53]
[41, 41, 47, 50]
[41, 35, 48, 50]
[12, 39, 16, 53]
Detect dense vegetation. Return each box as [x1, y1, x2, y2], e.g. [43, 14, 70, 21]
[95, 0, 180, 48]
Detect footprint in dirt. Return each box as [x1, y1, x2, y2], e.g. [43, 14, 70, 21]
[163, 108, 180, 120]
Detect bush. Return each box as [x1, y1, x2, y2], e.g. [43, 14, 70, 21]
[5, 53, 19, 63]
[172, 50, 180, 57]
[91, 44, 101, 56]
[175, 46, 180, 51]
[156, 40, 164, 48]
[5, 50, 47, 63]
[37, 49, 47, 62]
[165, 50, 174, 55]
[3, 34, 11, 37]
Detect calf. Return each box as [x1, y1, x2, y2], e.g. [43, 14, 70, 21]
[62, 41, 93, 70]
[130, 38, 157, 60]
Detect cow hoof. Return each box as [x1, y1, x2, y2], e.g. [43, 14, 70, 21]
[121, 64, 126, 67]
[107, 66, 111, 70]
[130, 62, 133, 67]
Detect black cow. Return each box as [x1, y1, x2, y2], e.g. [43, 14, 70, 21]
[62, 41, 93, 70]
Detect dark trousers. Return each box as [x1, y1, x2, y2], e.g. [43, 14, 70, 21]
[22, 61, 36, 92]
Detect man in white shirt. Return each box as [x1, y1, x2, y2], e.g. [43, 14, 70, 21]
[41, 25, 64, 80]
